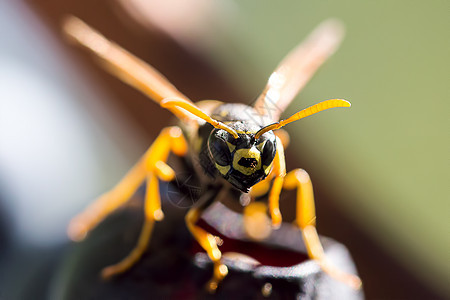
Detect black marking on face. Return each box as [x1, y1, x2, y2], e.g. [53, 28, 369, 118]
[238, 157, 258, 168]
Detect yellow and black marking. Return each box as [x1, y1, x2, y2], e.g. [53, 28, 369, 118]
[63, 16, 361, 293]
[192, 103, 278, 193]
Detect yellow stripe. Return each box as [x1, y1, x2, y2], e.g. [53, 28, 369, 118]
[263, 160, 274, 176]
[226, 141, 236, 152]
[215, 163, 231, 175]
[232, 147, 261, 175]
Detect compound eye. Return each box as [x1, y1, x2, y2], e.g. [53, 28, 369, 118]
[210, 137, 232, 166]
[261, 139, 276, 167]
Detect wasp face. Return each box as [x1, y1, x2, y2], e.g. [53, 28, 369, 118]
[208, 126, 276, 193]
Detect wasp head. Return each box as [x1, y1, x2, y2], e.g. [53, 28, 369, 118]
[208, 123, 276, 193]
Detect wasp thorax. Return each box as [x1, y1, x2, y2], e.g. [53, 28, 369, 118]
[208, 128, 276, 193]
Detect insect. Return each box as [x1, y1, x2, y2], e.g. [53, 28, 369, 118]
[63, 16, 362, 292]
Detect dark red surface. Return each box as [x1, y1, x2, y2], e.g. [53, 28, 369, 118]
[193, 220, 309, 267]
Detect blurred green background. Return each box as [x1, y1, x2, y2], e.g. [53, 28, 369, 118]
[0, 0, 448, 299]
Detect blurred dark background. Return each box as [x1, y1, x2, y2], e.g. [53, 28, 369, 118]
[0, 1, 448, 299]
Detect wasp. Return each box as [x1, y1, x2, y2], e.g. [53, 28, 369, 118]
[63, 16, 362, 292]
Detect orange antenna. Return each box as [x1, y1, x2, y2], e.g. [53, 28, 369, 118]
[255, 99, 350, 139]
[161, 98, 239, 138]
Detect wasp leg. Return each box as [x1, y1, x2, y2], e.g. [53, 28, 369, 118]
[100, 171, 169, 279]
[185, 189, 228, 293]
[101, 170, 167, 278]
[101, 213, 154, 279]
[68, 126, 187, 277]
[274, 128, 290, 148]
[68, 158, 148, 242]
[268, 136, 286, 228]
[283, 168, 362, 290]
[249, 136, 286, 230]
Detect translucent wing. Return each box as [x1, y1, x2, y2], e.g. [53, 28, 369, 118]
[253, 19, 345, 122]
[62, 16, 195, 122]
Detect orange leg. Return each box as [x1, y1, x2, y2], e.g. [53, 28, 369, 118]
[251, 134, 361, 289]
[68, 126, 187, 278]
[246, 136, 286, 239]
[245, 173, 284, 240]
[185, 189, 228, 292]
[283, 168, 362, 290]
[267, 136, 287, 228]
